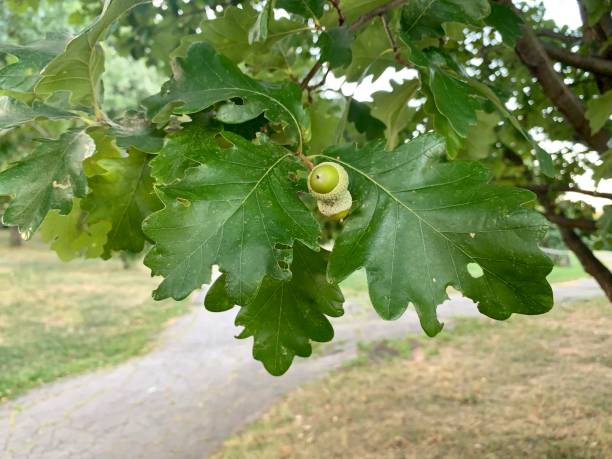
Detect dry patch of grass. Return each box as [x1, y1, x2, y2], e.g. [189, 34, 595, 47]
[0, 241, 190, 401]
[214, 298, 612, 459]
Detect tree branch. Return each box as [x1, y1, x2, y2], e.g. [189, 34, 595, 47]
[543, 213, 597, 232]
[329, 0, 345, 26]
[536, 28, 581, 43]
[347, 0, 407, 33]
[494, 0, 610, 155]
[380, 14, 411, 68]
[525, 184, 612, 200]
[559, 225, 612, 300]
[301, 0, 406, 89]
[536, 190, 612, 301]
[541, 41, 612, 77]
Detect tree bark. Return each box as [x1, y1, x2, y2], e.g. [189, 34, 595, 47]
[513, 27, 610, 154]
[497, 0, 611, 154]
[535, 191, 612, 301]
[558, 226, 612, 301]
[541, 41, 612, 77]
[9, 226, 22, 247]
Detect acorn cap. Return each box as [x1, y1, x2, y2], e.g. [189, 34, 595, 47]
[308, 162, 349, 201]
[317, 189, 352, 217]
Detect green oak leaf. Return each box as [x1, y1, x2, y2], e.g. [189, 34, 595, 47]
[143, 131, 320, 303]
[586, 89, 612, 134]
[144, 42, 310, 150]
[0, 129, 91, 237]
[319, 27, 354, 69]
[343, 21, 402, 83]
[0, 96, 76, 129]
[348, 100, 386, 140]
[39, 199, 111, 261]
[322, 0, 389, 26]
[309, 98, 341, 154]
[109, 120, 165, 154]
[174, 6, 304, 63]
[249, 0, 273, 44]
[322, 134, 553, 335]
[205, 243, 344, 376]
[149, 124, 203, 185]
[484, 3, 523, 47]
[459, 111, 501, 160]
[35, 0, 149, 109]
[0, 38, 66, 97]
[410, 47, 555, 176]
[82, 148, 161, 257]
[277, 0, 326, 19]
[401, 0, 491, 42]
[429, 68, 482, 137]
[82, 126, 122, 177]
[583, 0, 611, 26]
[371, 79, 420, 149]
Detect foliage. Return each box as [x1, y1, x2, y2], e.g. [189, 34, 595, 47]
[0, 0, 610, 374]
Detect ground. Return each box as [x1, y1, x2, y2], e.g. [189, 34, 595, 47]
[0, 234, 598, 402]
[0, 239, 190, 401]
[0, 233, 610, 458]
[213, 297, 612, 459]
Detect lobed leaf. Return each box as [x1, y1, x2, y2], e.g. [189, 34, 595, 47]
[277, 0, 326, 19]
[322, 134, 554, 335]
[401, 0, 491, 42]
[35, 0, 150, 109]
[0, 38, 66, 98]
[143, 130, 320, 303]
[39, 199, 111, 261]
[82, 148, 161, 257]
[0, 96, 75, 129]
[0, 129, 91, 236]
[370, 79, 420, 149]
[319, 27, 354, 69]
[144, 42, 310, 150]
[206, 243, 344, 376]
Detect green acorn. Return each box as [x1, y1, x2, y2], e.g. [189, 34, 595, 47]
[308, 162, 352, 220]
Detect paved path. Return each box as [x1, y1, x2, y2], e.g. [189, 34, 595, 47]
[0, 279, 604, 459]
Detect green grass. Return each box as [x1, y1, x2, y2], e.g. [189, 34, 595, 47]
[0, 237, 190, 401]
[213, 298, 612, 459]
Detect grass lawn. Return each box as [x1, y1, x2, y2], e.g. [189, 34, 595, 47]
[213, 297, 612, 458]
[0, 238, 190, 401]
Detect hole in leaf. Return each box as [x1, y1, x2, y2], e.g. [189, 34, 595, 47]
[467, 263, 484, 279]
[278, 260, 289, 270]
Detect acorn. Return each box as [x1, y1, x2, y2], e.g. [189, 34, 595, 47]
[308, 162, 352, 220]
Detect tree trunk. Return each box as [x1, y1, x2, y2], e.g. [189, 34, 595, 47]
[559, 226, 612, 301]
[9, 227, 22, 247]
[535, 191, 612, 301]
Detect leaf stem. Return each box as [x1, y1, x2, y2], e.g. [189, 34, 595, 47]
[329, 0, 345, 26]
[301, 0, 407, 90]
[380, 15, 412, 68]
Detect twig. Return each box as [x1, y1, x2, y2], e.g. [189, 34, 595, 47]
[525, 183, 612, 200]
[348, 0, 406, 33]
[380, 14, 411, 68]
[309, 67, 331, 91]
[329, 0, 345, 26]
[301, 0, 406, 89]
[300, 61, 323, 89]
